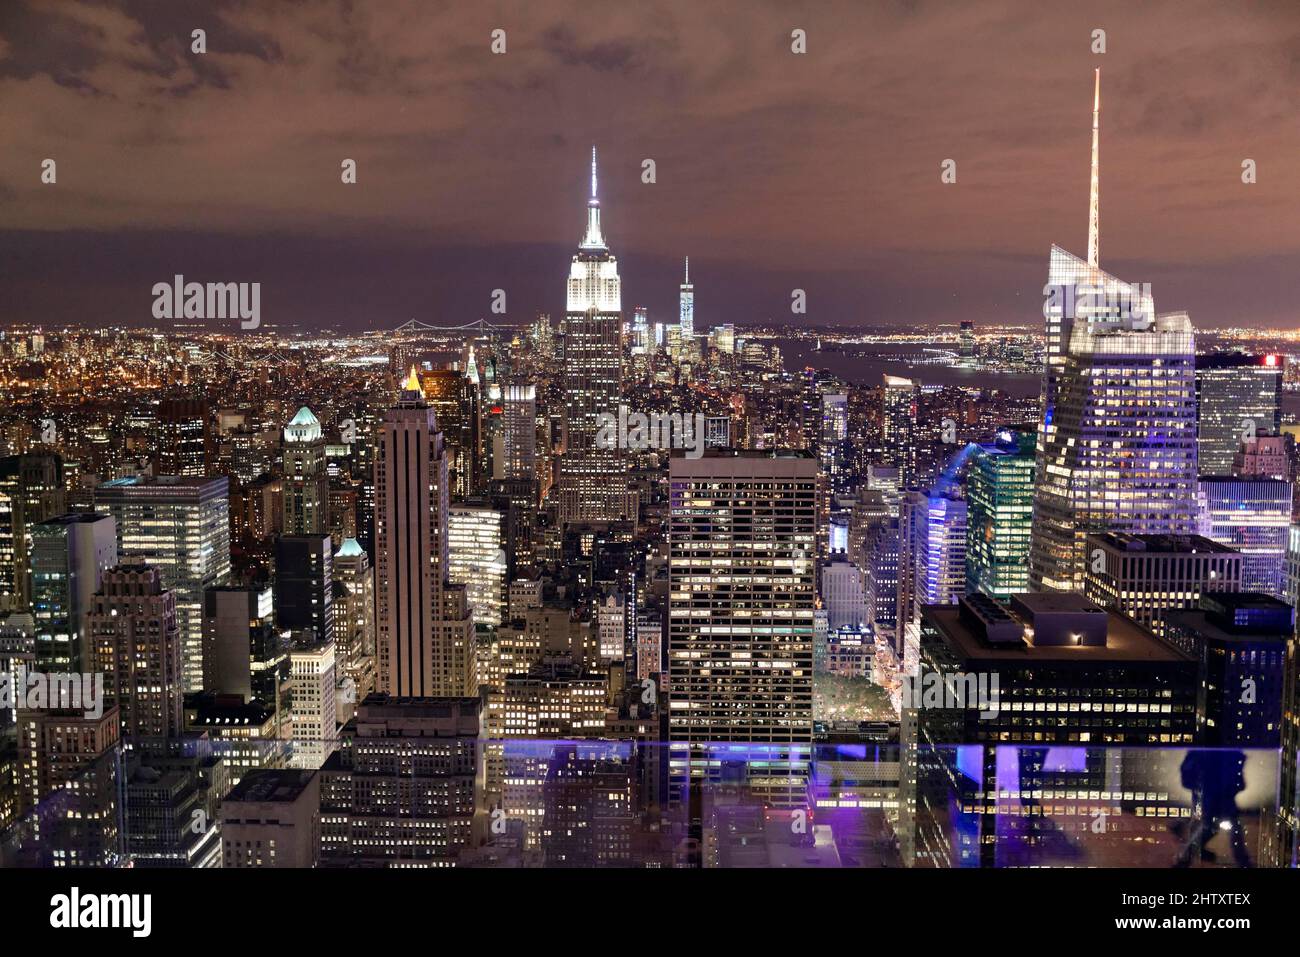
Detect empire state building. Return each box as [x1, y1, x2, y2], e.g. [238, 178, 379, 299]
[556, 148, 638, 524]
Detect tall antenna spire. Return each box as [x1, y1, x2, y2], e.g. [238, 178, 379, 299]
[684, 256, 690, 284]
[580, 146, 606, 250]
[1087, 68, 1100, 269]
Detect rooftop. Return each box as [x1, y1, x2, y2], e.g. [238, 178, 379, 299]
[226, 768, 316, 804]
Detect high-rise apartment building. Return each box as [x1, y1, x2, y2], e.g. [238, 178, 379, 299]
[881, 376, 918, 488]
[668, 450, 817, 807]
[94, 475, 231, 693]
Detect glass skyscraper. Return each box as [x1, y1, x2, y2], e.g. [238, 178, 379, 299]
[1195, 352, 1283, 476]
[95, 475, 231, 693]
[965, 430, 1036, 598]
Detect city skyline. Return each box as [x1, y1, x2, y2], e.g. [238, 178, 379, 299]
[3, 0, 1300, 904]
[3, 1, 1300, 331]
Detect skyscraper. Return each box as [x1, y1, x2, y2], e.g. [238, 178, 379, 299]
[556, 148, 635, 525]
[29, 513, 118, 671]
[282, 406, 329, 535]
[202, 584, 282, 708]
[275, 534, 334, 645]
[1030, 72, 1198, 592]
[1195, 352, 1283, 476]
[679, 256, 694, 339]
[881, 375, 917, 488]
[1198, 476, 1291, 598]
[86, 563, 183, 741]
[447, 504, 507, 628]
[332, 538, 375, 711]
[375, 368, 475, 697]
[157, 397, 211, 478]
[965, 430, 1036, 598]
[668, 450, 817, 807]
[0, 452, 66, 613]
[501, 384, 537, 483]
[95, 475, 231, 693]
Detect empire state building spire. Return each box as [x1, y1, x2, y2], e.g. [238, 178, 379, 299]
[1087, 68, 1100, 268]
[580, 145, 607, 250]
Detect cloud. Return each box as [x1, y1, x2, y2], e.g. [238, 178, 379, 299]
[1, 0, 1298, 328]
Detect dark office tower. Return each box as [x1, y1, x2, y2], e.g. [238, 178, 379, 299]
[29, 513, 118, 671]
[157, 397, 211, 477]
[319, 694, 484, 866]
[668, 450, 817, 808]
[17, 706, 121, 866]
[202, 585, 281, 707]
[965, 430, 1036, 598]
[86, 563, 183, 742]
[864, 518, 901, 632]
[958, 319, 976, 366]
[909, 593, 1198, 868]
[123, 749, 223, 868]
[282, 406, 328, 535]
[1166, 593, 1293, 748]
[375, 370, 475, 697]
[0, 452, 66, 612]
[1195, 353, 1283, 476]
[95, 475, 232, 694]
[275, 535, 334, 646]
[1280, 633, 1300, 867]
[881, 375, 917, 487]
[1030, 73, 1199, 593]
[1083, 532, 1243, 643]
[542, 745, 635, 867]
[502, 384, 537, 482]
[557, 148, 636, 525]
[422, 368, 476, 500]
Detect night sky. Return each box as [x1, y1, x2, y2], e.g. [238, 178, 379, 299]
[2, 0, 1298, 332]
